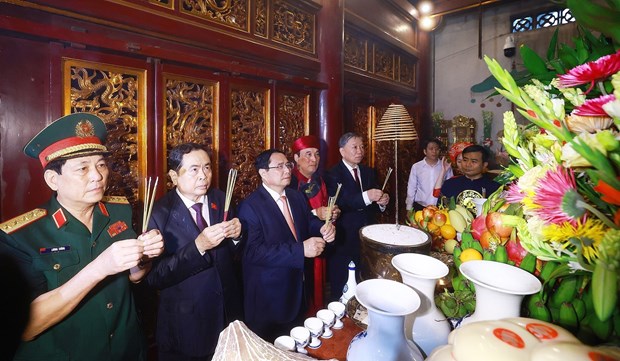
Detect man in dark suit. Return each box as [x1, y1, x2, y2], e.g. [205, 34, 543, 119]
[238, 149, 335, 342]
[325, 132, 389, 299]
[145, 143, 243, 361]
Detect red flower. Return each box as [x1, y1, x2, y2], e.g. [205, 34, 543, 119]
[211, 202, 218, 210]
[558, 50, 620, 92]
[573, 94, 616, 116]
[594, 179, 620, 205]
[594, 178, 620, 226]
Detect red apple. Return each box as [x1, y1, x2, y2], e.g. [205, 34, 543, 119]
[432, 212, 447, 227]
[422, 206, 436, 221]
[486, 212, 514, 239]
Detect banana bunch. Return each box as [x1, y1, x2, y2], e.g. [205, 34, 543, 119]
[448, 204, 473, 233]
[435, 274, 476, 319]
[525, 266, 620, 343]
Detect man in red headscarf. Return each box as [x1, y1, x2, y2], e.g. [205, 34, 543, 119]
[289, 135, 340, 312]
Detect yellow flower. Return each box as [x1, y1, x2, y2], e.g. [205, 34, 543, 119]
[542, 218, 608, 263]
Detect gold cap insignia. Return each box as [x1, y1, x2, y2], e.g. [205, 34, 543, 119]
[75, 120, 95, 138]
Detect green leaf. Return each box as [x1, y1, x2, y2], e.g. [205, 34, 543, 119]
[574, 38, 589, 63]
[549, 59, 566, 74]
[558, 43, 579, 69]
[520, 45, 549, 76]
[546, 28, 559, 61]
[592, 263, 618, 321]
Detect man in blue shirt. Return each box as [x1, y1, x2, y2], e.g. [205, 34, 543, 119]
[440, 145, 500, 201]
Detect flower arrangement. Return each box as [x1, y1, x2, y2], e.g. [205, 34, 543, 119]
[484, 45, 620, 340]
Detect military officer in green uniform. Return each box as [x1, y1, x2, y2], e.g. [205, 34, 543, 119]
[0, 113, 164, 361]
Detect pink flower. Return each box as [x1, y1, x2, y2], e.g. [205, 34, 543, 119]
[505, 183, 526, 203]
[557, 50, 620, 92]
[532, 166, 586, 226]
[573, 94, 616, 116]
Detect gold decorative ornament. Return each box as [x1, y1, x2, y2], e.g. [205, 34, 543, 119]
[457, 189, 483, 215]
[75, 120, 95, 137]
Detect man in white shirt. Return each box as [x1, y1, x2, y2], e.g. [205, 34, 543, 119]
[406, 139, 453, 211]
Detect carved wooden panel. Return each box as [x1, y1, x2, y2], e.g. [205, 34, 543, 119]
[344, 32, 367, 71]
[63, 59, 147, 215]
[351, 104, 372, 162]
[229, 84, 270, 202]
[149, 0, 174, 9]
[254, 0, 267, 37]
[344, 27, 418, 91]
[373, 44, 395, 80]
[276, 92, 309, 156]
[163, 73, 219, 189]
[399, 56, 415, 87]
[181, 0, 250, 32]
[272, 0, 315, 54]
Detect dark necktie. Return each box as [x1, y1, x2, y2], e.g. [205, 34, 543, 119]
[191, 203, 208, 230]
[352, 167, 362, 190]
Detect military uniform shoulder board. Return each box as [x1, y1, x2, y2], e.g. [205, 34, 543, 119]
[0, 208, 47, 234]
[101, 196, 129, 204]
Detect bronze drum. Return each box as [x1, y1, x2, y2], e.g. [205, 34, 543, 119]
[359, 224, 431, 281]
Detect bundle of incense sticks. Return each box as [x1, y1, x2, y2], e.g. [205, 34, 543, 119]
[381, 167, 393, 192]
[142, 176, 159, 233]
[324, 183, 342, 225]
[223, 168, 238, 221]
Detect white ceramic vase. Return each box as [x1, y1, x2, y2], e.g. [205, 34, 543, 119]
[346, 279, 424, 361]
[459, 260, 542, 326]
[392, 253, 451, 356]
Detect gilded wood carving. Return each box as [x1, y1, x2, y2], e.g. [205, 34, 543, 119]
[255, 0, 267, 37]
[181, 0, 249, 31]
[272, 0, 315, 53]
[230, 85, 270, 202]
[149, 0, 174, 9]
[63, 58, 147, 227]
[399, 56, 415, 87]
[373, 44, 395, 80]
[163, 74, 219, 189]
[276, 93, 308, 156]
[344, 32, 367, 71]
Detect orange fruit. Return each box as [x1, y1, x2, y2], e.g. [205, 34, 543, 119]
[427, 222, 441, 236]
[414, 210, 424, 224]
[460, 248, 483, 263]
[440, 224, 456, 240]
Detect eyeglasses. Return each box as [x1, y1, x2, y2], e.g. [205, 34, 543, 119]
[267, 162, 294, 171]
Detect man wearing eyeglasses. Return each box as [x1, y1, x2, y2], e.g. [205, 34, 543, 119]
[238, 149, 336, 342]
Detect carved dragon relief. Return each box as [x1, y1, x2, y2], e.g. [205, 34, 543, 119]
[164, 75, 219, 189]
[182, 0, 249, 31]
[64, 59, 146, 229]
[229, 86, 270, 203]
[272, 0, 314, 53]
[276, 93, 307, 156]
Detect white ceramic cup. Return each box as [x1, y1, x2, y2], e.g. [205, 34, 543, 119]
[317, 309, 336, 338]
[328, 301, 346, 329]
[274, 335, 296, 352]
[304, 317, 324, 349]
[289, 326, 310, 354]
